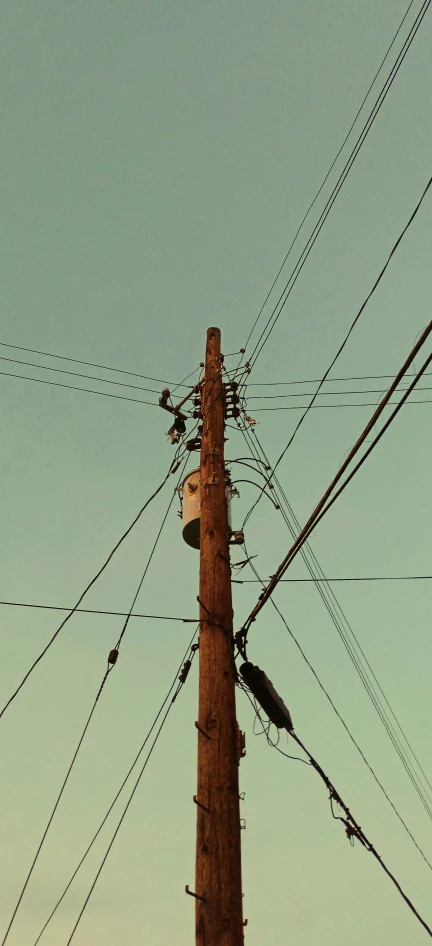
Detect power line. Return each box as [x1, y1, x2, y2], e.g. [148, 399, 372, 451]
[286, 731, 432, 938]
[0, 355, 163, 394]
[252, 398, 432, 411]
[242, 0, 417, 353]
[249, 384, 432, 399]
[31, 628, 199, 945]
[232, 575, 432, 583]
[243, 686, 432, 936]
[0, 450, 185, 722]
[265, 174, 432, 468]
[1, 663, 114, 946]
[245, 4, 431, 368]
[0, 369, 160, 407]
[1, 457, 191, 944]
[240, 560, 432, 873]
[0, 601, 196, 619]
[63, 639, 198, 945]
[247, 370, 432, 387]
[235, 425, 432, 821]
[0, 341, 189, 389]
[244, 332, 432, 632]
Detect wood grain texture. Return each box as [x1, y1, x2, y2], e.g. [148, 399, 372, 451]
[195, 327, 244, 946]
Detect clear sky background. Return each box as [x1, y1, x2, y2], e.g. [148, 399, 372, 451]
[1, 2, 431, 944]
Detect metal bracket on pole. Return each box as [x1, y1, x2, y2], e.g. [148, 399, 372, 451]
[193, 795, 211, 813]
[185, 885, 207, 903]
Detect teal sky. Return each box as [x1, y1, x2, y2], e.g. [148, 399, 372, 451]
[1, 2, 431, 943]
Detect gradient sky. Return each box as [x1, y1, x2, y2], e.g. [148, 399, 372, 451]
[1, 2, 431, 944]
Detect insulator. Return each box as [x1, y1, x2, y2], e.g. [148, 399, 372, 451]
[108, 649, 119, 665]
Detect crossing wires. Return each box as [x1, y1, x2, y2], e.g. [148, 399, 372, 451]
[241, 1, 431, 371]
[242, 320, 432, 633]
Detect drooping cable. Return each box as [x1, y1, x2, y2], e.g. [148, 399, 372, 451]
[1, 457, 190, 944]
[62, 638, 199, 945]
[0, 450, 186, 721]
[31, 628, 199, 946]
[235, 424, 432, 821]
[238, 553, 432, 873]
[241, 686, 432, 936]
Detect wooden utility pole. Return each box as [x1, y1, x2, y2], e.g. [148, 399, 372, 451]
[194, 327, 244, 944]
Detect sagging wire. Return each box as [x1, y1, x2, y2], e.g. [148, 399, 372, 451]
[32, 628, 199, 946]
[0, 443, 190, 723]
[1, 454, 192, 946]
[288, 730, 432, 938]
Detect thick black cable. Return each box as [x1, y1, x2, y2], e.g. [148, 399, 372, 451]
[245, 329, 432, 628]
[288, 731, 432, 937]
[32, 627, 199, 946]
[0, 452, 184, 721]
[243, 423, 432, 801]
[271, 348, 432, 585]
[235, 426, 432, 818]
[242, 0, 417, 353]
[247, 7, 431, 369]
[0, 341, 188, 388]
[0, 369, 159, 407]
[267, 175, 432, 470]
[244, 556, 432, 872]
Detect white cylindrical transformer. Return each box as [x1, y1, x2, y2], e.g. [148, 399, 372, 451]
[181, 467, 233, 549]
[182, 468, 201, 549]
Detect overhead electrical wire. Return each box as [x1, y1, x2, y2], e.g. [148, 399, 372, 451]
[0, 369, 160, 407]
[238, 553, 432, 873]
[249, 383, 432, 400]
[1, 456, 191, 945]
[1, 663, 114, 946]
[31, 627, 199, 946]
[242, 330, 432, 628]
[232, 575, 432, 583]
[0, 355, 163, 394]
[242, 0, 417, 354]
[252, 398, 432, 411]
[0, 601, 198, 619]
[62, 637, 199, 946]
[244, 4, 432, 369]
[260, 174, 432, 472]
[0, 341, 189, 389]
[254, 342, 432, 609]
[0, 448, 187, 722]
[241, 689, 432, 936]
[247, 370, 432, 387]
[234, 422, 432, 825]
